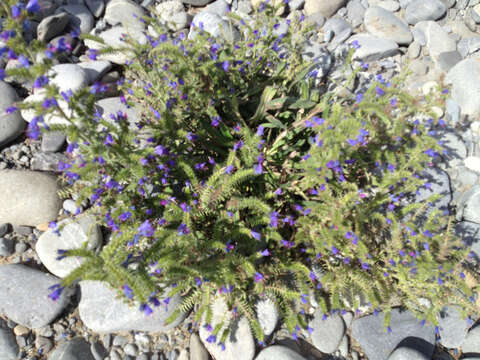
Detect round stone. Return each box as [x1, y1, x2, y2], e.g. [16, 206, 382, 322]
[309, 311, 345, 353]
[304, 0, 346, 17]
[364, 6, 413, 45]
[0, 81, 26, 148]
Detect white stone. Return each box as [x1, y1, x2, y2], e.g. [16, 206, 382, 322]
[445, 59, 480, 117]
[304, 0, 345, 17]
[364, 6, 412, 45]
[256, 298, 279, 336]
[104, 0, 146, 30]
[77, 61, 112, 84]
[154, 1, 188, 31]
[48, 64, 89, 93]
[471, 121, 480, 136]
[464, 156, 480, 173]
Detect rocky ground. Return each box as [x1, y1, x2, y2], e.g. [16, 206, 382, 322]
[2, 0, 480, 359]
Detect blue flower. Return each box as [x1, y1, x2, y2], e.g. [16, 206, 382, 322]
[123, 284, 134, 299]
[376, 87, 385, 96]
[48, 284, 64, 301]
[138, 220, 154, 237]
[26, 0, 40, 13]
[351, 40, 360, 49]
[254, 272, 264, 282]
[104, 134, 114, 146]
[11, 5, 21, 19]
[251, 230, 261, 240]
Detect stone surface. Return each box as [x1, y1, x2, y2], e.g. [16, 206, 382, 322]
[415, 21, 456, 61]
[0, 264, 72, 329]
[405, 0, 447, 24]
[77, 60, 112, 84]
[41, 131, 66, 153]
[188, 12, 239, 42]
[48, 338, 95, 360]
[309, 310, 345, 354]
[59, 4, 95, 33]
[351, 309, 435, 360]
[412, 166, 451, 219]
[437, 306, 469, 349]
[78, 280, 186, 332]
[436, 51, 462, 73]
[348, 34, 399, 61]
[37, 12, 70, 42]
[0, 170, 62, 227]
[465, 156, 480, 173]
[0, 81, 26, 148]
[154, 1, 188, 31]
[0, 319, 18, 360]
[189, 333, 209, 360]
[94, 97, 142, 131]
[104, 0, 146, 30]
[36, 215, 102, 278]
[304, 0, 345, 17]
[255, 345, 307, 360]
[408, 41, 421, 58]
[462, 325, 480, 353]
[85, 0, 105, 17]
[256, 298, 279, 337]
[31, 152, 68, 172]
[446, 59, 480, 117]
[181, 0, 213, 6]
[49, 63, 90, 93]
[387, 347, 429, 360]
[347, 0, 366, 27]
[205, 0, 230, 15]
[364, 6, 412, 45]
[0, 238, 14, 256]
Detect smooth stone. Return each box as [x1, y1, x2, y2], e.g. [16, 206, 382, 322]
[31, 152, 69, 172]
[58, 4, 95, 33]
[36, 336, 54, 354]
[49, 64, 89, 93]
[377, 0, 400, 11]
[255, 345, 307, 360]
[36, 215, 102, 278]
[348, 34, 399, 61]
[412, 166, 451, 219]
[346, 0, 366, 27]
[199, 297, 255, 360]
[104, 0, 146, 30]
[181, 0, 213, 6]
[437, 306, 469, 349]
[0, 170, 62, 227]
[84, 26, 147, 65]
[85, 0, 105, 17]
[0, 224, 8, 237]
[304, 0, 345, 17]
[188, 12, 239, 42]
[408, 41, 421, 58]
[409, 59, 429, 75]
[473, 4, 480, 23]
[436, 51, 462, 72]
[37, 12, 70, 42]
[387, 347, 429, 360]
[205, 0, 230, 12]
[0, 264, 72, 328]
[465, 156, 480, 173]
[78, 280, 186, 332]
[0, 319, 18, 360]
[445, 98, 460, 125]
[63, 199, 80, 214]
[415, 21, 456, 60]
[457, 38, 480, 58]
[256, 298, 279, 336]
[305, 13, 326, 28]
[47, 338, 95, 360]
[323, 17, 351, 35]
[0, 238, 14, 256]
[189, 333, 209, 360]
[405, 0, 447, 24]
[458, 185, 480, 223]
[32, 0, 57, 22]
[445, 59, 480, 117]
[77, 60, 112, 84]
[462, 325, 480, 353]
[434, 127, 467, 167]
[364, 6, 412, 45]
[0, 81, 26, 148]
[112, 335, 128, 347]
[41, 131, 66, 153]
[124, 344, 138, 356]
[338, 335, 348, 357]
[351, 309, 435, 360]
[154, 1, 188, 31]
[309, 311, 345, 353]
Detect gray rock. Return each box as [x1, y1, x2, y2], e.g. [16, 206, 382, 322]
[305, 12, 326, 28]
[255, 345, 307, 360]
[36, 215, 102, 278]
[14, 242, 26, 254]
[304, 0, 345, 17]
[0, 170, 62, 227]
[455, 221, 480, 259]
[124, 344, 138, 356]
[188, 12, 239, 42]
[338, 334, 349, 357]
[348, 34, 399, 61]
[436, 51, 462, 72]
[458, 38, 480, 58]
[58, 4, 95, 33]
[110, 349, 121, 360]
[104, 0, 146, 30]
[49, 63, 89, 93]
[302, 41, 332, 79]
[446, 59, 480, 117]
[456, 0, 470, 9]
[462, 325, 480, 353]
[472, 4, 480, 23]
[323, 17, 351, 36]
[377, 0, 400, 11]
[36, 336, 54, 355]
[32, 0, 57, 22]
[405, 0, 447, 24]
[63, 199, 80, 214]
[342, 311, 353, 328]
[435, 127, 467, 167]
[181, 0, 212, 6]
[399, 0, 415, 7]
[112, 335, 128, 347]
[351, 309, 435, 360]
[189, 333, 209, 360]
[85, 0, 105, 17]
[346, 0, 366, 27]
[77, 60, 112, 84]
[205, 0, 230, 15]
[31, 152, 69, 172]
[48, 338, 95, 360]
[0, 264, 72, 328]
[408, 41, 421, 58]
[0, 319, 18, 360]
[414, 21, 456, 60]
[79, 280, 186, 332]
[153, 1, 188, 31]
[445, 98, 460, 125]
[409, 59, 429, 75]
[0, 81, 26, 148]
[288, 0, 304, 10]
[309, 311, 345, 354]
[41, 131, 66, 153]
[37, 12, 70, 42]
[256, 298, 279, 336]
[0, 224, 8, 238]
[459, 186, 480, 223]
[0, 238, 14, 256]
[364, 6, 412, 45]
[437, 306, 469, 349]
[388, 347, 429, 360]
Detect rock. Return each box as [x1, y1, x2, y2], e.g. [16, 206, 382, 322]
[48, 63, 89, 93]
[415, 21, 456, 60]
[154, 1, 188, 31]
[409, 59, 429, 75]
[456, 220, 480, 260]
[405, 0, 447, 24]
[387, 347, 429, 360]
[0, 238, 14, 256]
[77, 60, 112, 84]
[0, 264, 72, 328]
[434, 127, 467, 168]
[37, 12, 70, 42]
[36, 335, 54, 354]
[457, 38, 480, 58]
[188, 12, 239, 42]
[32, 0, 57, 22]
[0, 319, 18, 360]
[181, 0, 213, 6]
[302, 40, 332, 78]
[377, 0, 400, 11]
[124, 344, 138, 356]
[58, 4, 95, 33]
[189, 333, 209, 360]
[304, 0, 345, 17]
[473, 4, 480, 23]
[35, 215, 102, 278]
[0, 224, 8, 238]
[0, 81, 26, 148]
[445, 59, 480, 117]
[462, 325, 480, 353]
[351, 309, 435, 360]
[94, 97, 142, 131]
[408, 41, 421, 58]
[78, 280, 186, 332]
[348, 34, 399, 61]
[465, 157, 480, 173]
[309, 311, 345, 353]
[205, 0, 230, 15]
[256, 298, 279, 336]
[346, 0, 366, 27]
[457, 185, 480, 223]
[48, 338, 95, 360]
[255, 345, 307, 360]
[13, 325, 29, 336]
[445, 98, 460, 125]
[104, 0, 146, 30]
[31, 152, 69, 172]
[323, 17, 352, 40]
[199, 297, 255, 360]
[0, 170, 62, 227]
[41, 131, 66, 153]
[85, 0, 105, 17]
[364, 6, 412, 45]
[112, 335, 128, 347]
[83, 26, 147, 65]
[437, 306, 469, 349]
[436, 51, 462, 72]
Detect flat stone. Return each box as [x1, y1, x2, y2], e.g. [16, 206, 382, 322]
[0, 264, 72, 328]
[465, 156, 480, 173]
[36, 215, 102, 278]
[188, 11, 239, 42]
[189, 333, 209, 360]
[346, 0, 366, 27]
[77, 60, 112, 84]
[48, 63, 89, 93]
[473, 4, 480, 23]
[309, 311, 345, 353]
[41, 131, 66, 153]
[154, 1, 188, 31]
[0, 81, 26, 148]
[351, 309, 435, 360]
[461, 325, 480, 353]
[445, 59, 480, 117]
[304, 0, 345, 17]
[377, 0, 400, 11]
[31, 152, 69, 172]
[181, 0, 213, 6]
[364, 6, 412, 45]
[255, 345, 307, 360]
[445, 98, 460, 125]
[437, 306, 469, 349]
[348, 33, 399, 62]
[434, 127, 467, 167]
[0, 319, 18, 360]
[58, 4, 95, 33]
[78, 280, 186, 332]
[37, 12, 70, 42]
[405, 0, 447, 24]
[47, 338, 95, 360]
[436, 51, 462, 72]
[199, 297, 255, 360]
[458, 185, 480, 223]
[458, 38, 480, 58]
[85, 0, 105, 17]
[36, 336, 53, 354]
[0, 170, 62, 227]
[387, 347, 429, 360]
[256, 298, 279, 337]
[104, 0, 146, 30]
[408, 41, 421, 58]
[414, 21, 456, 61]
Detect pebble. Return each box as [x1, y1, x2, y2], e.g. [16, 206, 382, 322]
[124, 343, 138, 356]
[303, 0, 345, 17]
[437, 306, 469, 349]
[309, 311, 345, 353]
[49, 63, 90, 93]
[461, 325, 480, 353]
[256, 298, 279, 336]
[0, 238, 14, 256]
[416, 21, 457, 60]
[0, 223, 9, 237]
[408, 41, 422, 58]
[436, 50, 462, 72]
[188, 11, 239, 42]
[58, 4, 95, 33]
[77, 60, 112, 84]
[85, 0, 105, 17]
[104, 0, 146, 30]
[48, 338, 95, 360]
[113, 335, 129, 347]
[35, 336, 54, 354]
[388, 346, 430, 360]
[154, 1, 189, 31]
[346, 0, 366, 27]
[31, 152, 69, 172]
[405, 0, 447, 24]
[36, 12, 70, 42]
[41, 131, 66, 153]
[0, 319, 18, 360]
[364, 6, 413, 45]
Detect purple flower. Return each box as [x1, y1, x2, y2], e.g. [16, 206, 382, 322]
[11, 5, 21, 19]
[119, 212, 132, 222]
[274, 188, 282, 195]
[331, 246, 339, 255]
[26, 0, 40, 13]
[257, 125, 264, 137]
[56, 249, 67, 261]
[207, 335, 217, 343]
[48, 284, 64, 301]
[138, 220, 155, 237]
[211, 116, 221, 127]
[254, 272, 264, 282]
[260, 249, 270, 256]
[351, 40, 360, 49]
[224, 165, 234, 174]
[376, 87, 385, 96]
[254, 163, 263, 174]
[140, 303, 153, 316]
[178, 223, 190, 235]
[251, 230, 261, 240]
[387, 163, 395, 172]
[123, 284, 134, 299]
[104, 134, 114, 146]
[222, 61, 230, 72]
[233, 140, 244, 151]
